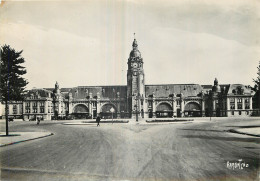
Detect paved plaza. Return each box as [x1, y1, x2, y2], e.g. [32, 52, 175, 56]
[0, 118, 259, 181]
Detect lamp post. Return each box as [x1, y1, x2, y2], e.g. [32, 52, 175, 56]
[134, 94, 144, 121]
[110, 107, 115, 124]
[140, 95, 144, 118]
[134, 104, 138, 122]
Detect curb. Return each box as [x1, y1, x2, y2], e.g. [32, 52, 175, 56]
[0, 133, 54, 147]
[146, 119, 193, 123]
[227, 129, 260, 138]
[82, 121, 129, 123]
[63, 121, 129, 125]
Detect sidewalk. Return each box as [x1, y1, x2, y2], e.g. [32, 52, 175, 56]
[0, 132, 53, 147]
[229, 128, 260, 137]
[63, 118, 194, 126]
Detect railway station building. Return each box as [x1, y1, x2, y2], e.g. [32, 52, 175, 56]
[1, 38, 254, 120]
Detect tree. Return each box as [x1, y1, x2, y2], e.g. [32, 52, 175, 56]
[0, 45, 28, 135]
[253, 61, 260, 111]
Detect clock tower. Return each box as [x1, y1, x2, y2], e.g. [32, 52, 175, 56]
[127, 36, 146, 119]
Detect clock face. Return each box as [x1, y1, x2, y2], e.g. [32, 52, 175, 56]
[132, 63, 138, 68]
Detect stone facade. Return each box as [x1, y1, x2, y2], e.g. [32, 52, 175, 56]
[1, 88, 54, 120]
[22, 88, 54, 120]
[208, 79, 253, 117]
[1, 38, 254, 120]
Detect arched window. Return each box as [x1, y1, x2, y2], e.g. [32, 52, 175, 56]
[100, 104, 117, 119]
[184, 102, 201, 117]
[156, 103, 173, 118]
[73, 104, 89, 113]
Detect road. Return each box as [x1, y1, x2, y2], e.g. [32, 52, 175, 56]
[0, 118, 259, 181]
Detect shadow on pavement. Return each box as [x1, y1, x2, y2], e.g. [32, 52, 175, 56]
[181, 135, 260, 143]
[225, 125, 260, 128]
[179, 129, 224, 133]
[0, 134, 21, 137]
[244, 147, 260, 150]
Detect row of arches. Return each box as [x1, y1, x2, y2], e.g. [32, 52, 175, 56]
[154, 102, 201, 118]
[72, 101, 202, 119]
[72, 103, 117, 119]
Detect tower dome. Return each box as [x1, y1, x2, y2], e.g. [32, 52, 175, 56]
[214, 78, 218, 86]
[53, 81, 60, 94]
[129, 38, 141, 58]
[212, 78, 221, 93]
[130, 49, 141, 58]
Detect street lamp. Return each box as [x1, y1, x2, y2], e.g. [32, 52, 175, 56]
[135, 94, 144, 121]
[110, 107, 115, 124]
[133, 93, 145, 121]
[140, 95, 144, 118]
[134, 104, 138, 122]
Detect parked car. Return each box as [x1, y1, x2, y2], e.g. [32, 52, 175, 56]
[8, 117, 14, 122]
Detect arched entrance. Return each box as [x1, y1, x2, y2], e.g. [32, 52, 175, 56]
[156, 102, 173, 118]
[184, 102, 201, 117]
[72, 104, 89, 119]
[100, 104, 117, 119]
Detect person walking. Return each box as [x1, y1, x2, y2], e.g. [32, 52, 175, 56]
[36, 117, 40, 125]
[96, 115, 101, 127]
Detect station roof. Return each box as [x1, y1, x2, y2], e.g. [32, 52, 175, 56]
[145, 84, 203, 97]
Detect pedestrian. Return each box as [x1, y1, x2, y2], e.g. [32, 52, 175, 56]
[96, 115, 101, 127]
[37, 117, 40, 125]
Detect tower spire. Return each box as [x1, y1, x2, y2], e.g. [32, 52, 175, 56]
[132, 33, 138, 50]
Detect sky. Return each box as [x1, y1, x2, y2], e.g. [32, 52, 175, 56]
[0, 0, 260, 89]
